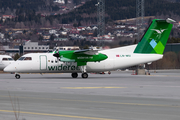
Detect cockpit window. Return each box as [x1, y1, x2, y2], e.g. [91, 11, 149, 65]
[8, 58, 14, 61]
[18, 57, 32, 61]
[2, 57, 14, 61]
[2, 58, 8, 61]
[18, 57, 25, 60]
[24, 57, 32, 60]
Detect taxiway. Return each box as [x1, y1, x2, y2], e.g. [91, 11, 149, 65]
[0, 70, 180, 120]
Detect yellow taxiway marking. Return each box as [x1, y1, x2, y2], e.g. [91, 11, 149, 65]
[61, 87, 126, 89]
[0, 110, 117, 120]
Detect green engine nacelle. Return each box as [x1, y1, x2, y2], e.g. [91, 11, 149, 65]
[55, 50, 108, 66]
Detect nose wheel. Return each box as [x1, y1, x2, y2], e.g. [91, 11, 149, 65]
[15, 74, 20, 79]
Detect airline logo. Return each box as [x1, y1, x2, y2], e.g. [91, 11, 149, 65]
[151, 29, 166, 34]
[151, 28, 167, 39]
[48, 64, 80, 71]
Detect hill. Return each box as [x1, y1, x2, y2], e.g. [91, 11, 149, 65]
[57, 0, 180, 24]
[1, 0, 180, 27]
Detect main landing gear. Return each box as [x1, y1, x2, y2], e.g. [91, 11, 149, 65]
[71, 72, 88, 78]
[81, 72, 88, 78]
[71, 72, 78, 78]
[71, 66, 88, 78]
[80, 66, 88, 78]
[15, 74, 20, 79]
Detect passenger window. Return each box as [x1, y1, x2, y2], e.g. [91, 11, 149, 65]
[24, 57, 32, 60]
[2, 58, 8, 61]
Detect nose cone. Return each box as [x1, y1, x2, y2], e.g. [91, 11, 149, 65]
[4, 64, 16, 72]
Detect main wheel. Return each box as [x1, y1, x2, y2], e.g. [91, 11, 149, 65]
[71, 72, 78, 78]
[81, 72, 88, 78]
[15, 74, 20, 79]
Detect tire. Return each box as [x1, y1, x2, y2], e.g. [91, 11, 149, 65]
[15, 74, 20, 79]
[81, 72, 88, 78]
[71, 73, 78, 78]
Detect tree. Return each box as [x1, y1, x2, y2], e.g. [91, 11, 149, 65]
[78, 21, 81, 26]
[50, 34, 55, 41]
[38, 35, 43, 41]
[65, 0, 68, 4]
[14, 53, 20, 60]
[73, 23, 78, 27]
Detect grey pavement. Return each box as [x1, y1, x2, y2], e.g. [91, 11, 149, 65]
[0, 70, 180, 120]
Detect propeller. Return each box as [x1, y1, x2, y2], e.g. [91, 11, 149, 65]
[53, 52, 60, 58]
[53, 44, 60, 60]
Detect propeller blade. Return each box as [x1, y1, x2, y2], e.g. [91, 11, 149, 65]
[53, 53, 60, 58]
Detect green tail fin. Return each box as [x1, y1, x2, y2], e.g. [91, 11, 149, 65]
[134, 18, 175, 54]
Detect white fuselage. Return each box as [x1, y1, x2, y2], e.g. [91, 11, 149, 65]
[0, 55, 15, 70]
[4, 44, 163, 73]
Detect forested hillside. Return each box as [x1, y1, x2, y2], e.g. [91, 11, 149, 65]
[44, 0, 180, 25]
[0, 0, 60, 13]
[1, 0, 180, 27]
[61, 0, 180, 22]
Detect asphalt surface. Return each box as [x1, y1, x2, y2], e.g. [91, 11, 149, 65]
[0, 70, 180, 120]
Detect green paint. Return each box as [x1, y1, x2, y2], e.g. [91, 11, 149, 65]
[58, 51, 108, 66]
[134, 19, 173, 54]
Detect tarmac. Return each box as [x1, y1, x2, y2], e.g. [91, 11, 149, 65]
[0, 70, 180, 120]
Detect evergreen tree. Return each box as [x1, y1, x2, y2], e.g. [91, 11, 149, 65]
[14, 53, 20, 60]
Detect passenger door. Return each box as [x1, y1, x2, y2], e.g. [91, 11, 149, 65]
[39, 55, 47, 70]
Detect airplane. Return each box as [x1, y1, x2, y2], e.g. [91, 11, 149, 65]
[0, 55, 15, 70]
[4, 18, 175, 79]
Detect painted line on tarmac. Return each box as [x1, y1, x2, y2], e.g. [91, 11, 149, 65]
[1, 95, 180, 108]
[61, 87, 126, 89]
[0, 110, 117, 120]
[149, 75, 180, 77]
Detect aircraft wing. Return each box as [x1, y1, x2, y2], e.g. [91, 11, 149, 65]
[74, 49, 99, 55]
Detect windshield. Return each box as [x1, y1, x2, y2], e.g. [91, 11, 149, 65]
[18, 57, 32, 61]
[8, 58, 14, 61]
[2, 58, 14, 61]
[18, 57, 25, 60]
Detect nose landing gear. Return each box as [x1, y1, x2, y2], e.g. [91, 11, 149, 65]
[15, 74, 20, 79]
